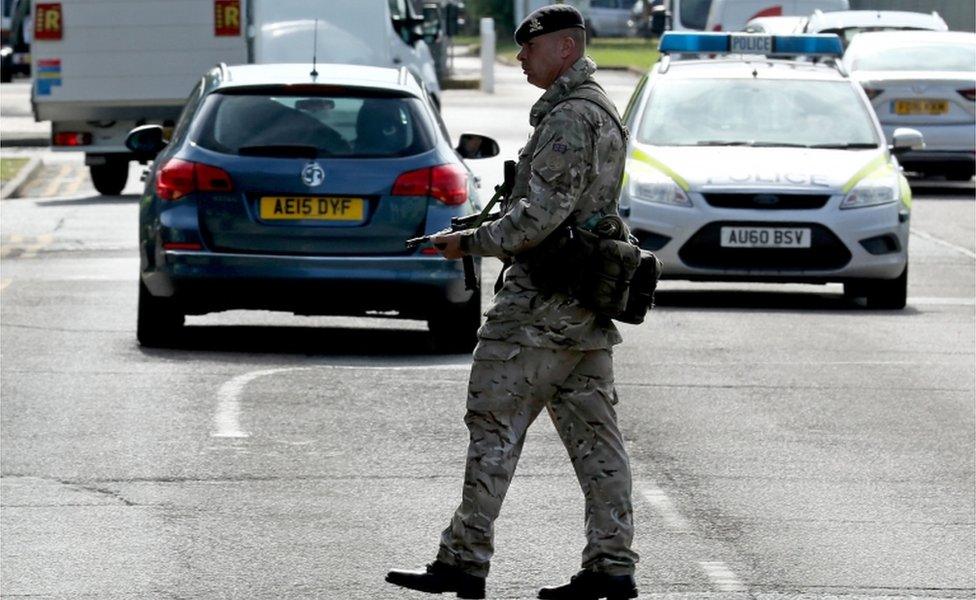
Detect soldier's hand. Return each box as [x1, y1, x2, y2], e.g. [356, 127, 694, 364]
[431, 232, 464, 260]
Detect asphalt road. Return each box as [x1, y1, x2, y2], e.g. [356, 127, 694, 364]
[1, 59, 974, 599]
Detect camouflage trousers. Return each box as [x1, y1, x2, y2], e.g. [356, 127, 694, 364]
[436, 340, 638, 578]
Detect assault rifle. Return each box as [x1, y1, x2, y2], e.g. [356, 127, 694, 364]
[406, 160, 516, 290]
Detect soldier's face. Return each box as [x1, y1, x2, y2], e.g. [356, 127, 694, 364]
[517, 31, 573, 89]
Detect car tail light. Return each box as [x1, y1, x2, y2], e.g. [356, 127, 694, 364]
[392, 164, 468, 206]
[392, 167, 431, 197]
[430, 164, 468, 205]
[155, 158, 233, 200]
[958, 88, 976, 101]
[53, 132, 92, 146]
[862, 88, 882, 100]
[162, 242, 203, 251]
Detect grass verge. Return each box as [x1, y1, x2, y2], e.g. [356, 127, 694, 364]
[450, 36, 658, 72]
[0, 158, 29, 184]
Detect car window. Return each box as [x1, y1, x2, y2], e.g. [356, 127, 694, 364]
[637, 79, 879, 147]
[191, 91, 435, 158]
[849, 42, 976, 72]
[170, 81, 205, 145]
[622, 74, 648, 130]
[679, 0, 712, 30]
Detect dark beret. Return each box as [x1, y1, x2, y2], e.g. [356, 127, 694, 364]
[514, 4, 585, 45]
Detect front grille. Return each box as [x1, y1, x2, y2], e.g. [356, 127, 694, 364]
[703, 193, 830, 210]
[678, 221, 851, 271]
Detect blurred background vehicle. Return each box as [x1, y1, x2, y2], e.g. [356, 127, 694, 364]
[0, 0, 28, 82]
[30, 0, 444, 196]
[129, 62, 497, 351]
[804, 9, 947, 47]
[743, 14, 808, 34]
[588, 0, 638, 37]
[844, 30, 975, 181]
[619, 32, 918, 308]
[656, 0, 848, 33]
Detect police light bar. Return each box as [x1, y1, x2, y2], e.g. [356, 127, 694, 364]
[659, 32, 844, 57]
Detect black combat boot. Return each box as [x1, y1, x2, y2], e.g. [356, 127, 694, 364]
[386, 561, 486, 599]
[538, 569, 638, 600]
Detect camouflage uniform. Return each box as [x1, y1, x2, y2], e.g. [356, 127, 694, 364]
[438, 57, 638, 578]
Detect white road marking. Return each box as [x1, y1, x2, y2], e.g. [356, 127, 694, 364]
[908, 296, 976, 306]
[0, 279, 10, 292]
[213, 368, 299, 438]
[637, 481, 691, 533]
[911, 228, 976, 259]
[212, 363, 471, 439]
[700, 561, 746, 592]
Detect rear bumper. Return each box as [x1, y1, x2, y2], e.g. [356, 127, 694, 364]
[143, 250, 477, 318]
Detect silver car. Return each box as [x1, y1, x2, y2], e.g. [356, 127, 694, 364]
[844, 31, 975, 180]
[620, 32, 920, 308]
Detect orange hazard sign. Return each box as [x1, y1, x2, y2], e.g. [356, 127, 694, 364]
[214, 0, 241, 37]
[35, 3, 63, 40]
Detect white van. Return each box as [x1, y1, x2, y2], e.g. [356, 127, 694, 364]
[668, 0, 848, 32]
[31, 0, 443, 195]
[251, 0, 442, 105]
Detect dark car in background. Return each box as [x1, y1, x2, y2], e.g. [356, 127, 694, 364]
[127, 62, 499, 351]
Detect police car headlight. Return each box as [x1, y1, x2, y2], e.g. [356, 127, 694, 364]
[840, 174, 899, 210]
[627, 171, 692, 207]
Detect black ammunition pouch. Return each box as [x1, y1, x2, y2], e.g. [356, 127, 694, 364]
[520, 217, 662, 324]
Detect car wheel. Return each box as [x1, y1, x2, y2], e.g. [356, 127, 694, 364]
[428, 294, 481, 353]
[90, 159, 129, 195]
[0, 55, 12, 83]
[945, 167, 974, 182]
[137, 280, 185, 347]
[848, 266, 908, 310]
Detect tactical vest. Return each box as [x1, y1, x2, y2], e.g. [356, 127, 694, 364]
[508, 81, 627, 213]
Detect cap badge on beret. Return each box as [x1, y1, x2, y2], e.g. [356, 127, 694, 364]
[528, 18, 543, 33]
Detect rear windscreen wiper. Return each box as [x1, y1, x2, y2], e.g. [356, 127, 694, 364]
[808, 143, 880, 149]
[237, 144, 320, 158]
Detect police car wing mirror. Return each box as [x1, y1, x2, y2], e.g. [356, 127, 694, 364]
[456, 133, 500, 159]
[890, 128, 924, 154]
[125, 125, 168, 159]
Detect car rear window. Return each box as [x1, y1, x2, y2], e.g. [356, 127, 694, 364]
[191, 89, 436, 158]
[850, 42, 976, 72]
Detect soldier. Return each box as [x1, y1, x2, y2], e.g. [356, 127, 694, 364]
[386, 5, 638, 599]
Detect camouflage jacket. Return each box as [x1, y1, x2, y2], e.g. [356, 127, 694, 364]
[460, 57, 627, 350]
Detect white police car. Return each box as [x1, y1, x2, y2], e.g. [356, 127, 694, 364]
[620, 32, 921, 309]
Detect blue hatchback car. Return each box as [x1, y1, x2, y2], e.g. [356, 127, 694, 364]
[126, 63, 499, 351]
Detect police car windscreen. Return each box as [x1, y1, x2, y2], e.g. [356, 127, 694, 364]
[192, 92, 436, 158]
[638, 80, 880, 148]
[849, 43, 976, 72]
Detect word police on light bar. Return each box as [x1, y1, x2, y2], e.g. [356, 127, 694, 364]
[659, 32, 844, 57]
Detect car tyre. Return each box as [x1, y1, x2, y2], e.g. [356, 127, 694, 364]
[846, 266, 908, 310]
[428, 293, 481, 353]
[137, 280, 185, 347]
[90, 159, 129, 196]
[1, 55, 12, 83]
[945, 167, 974, 182]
